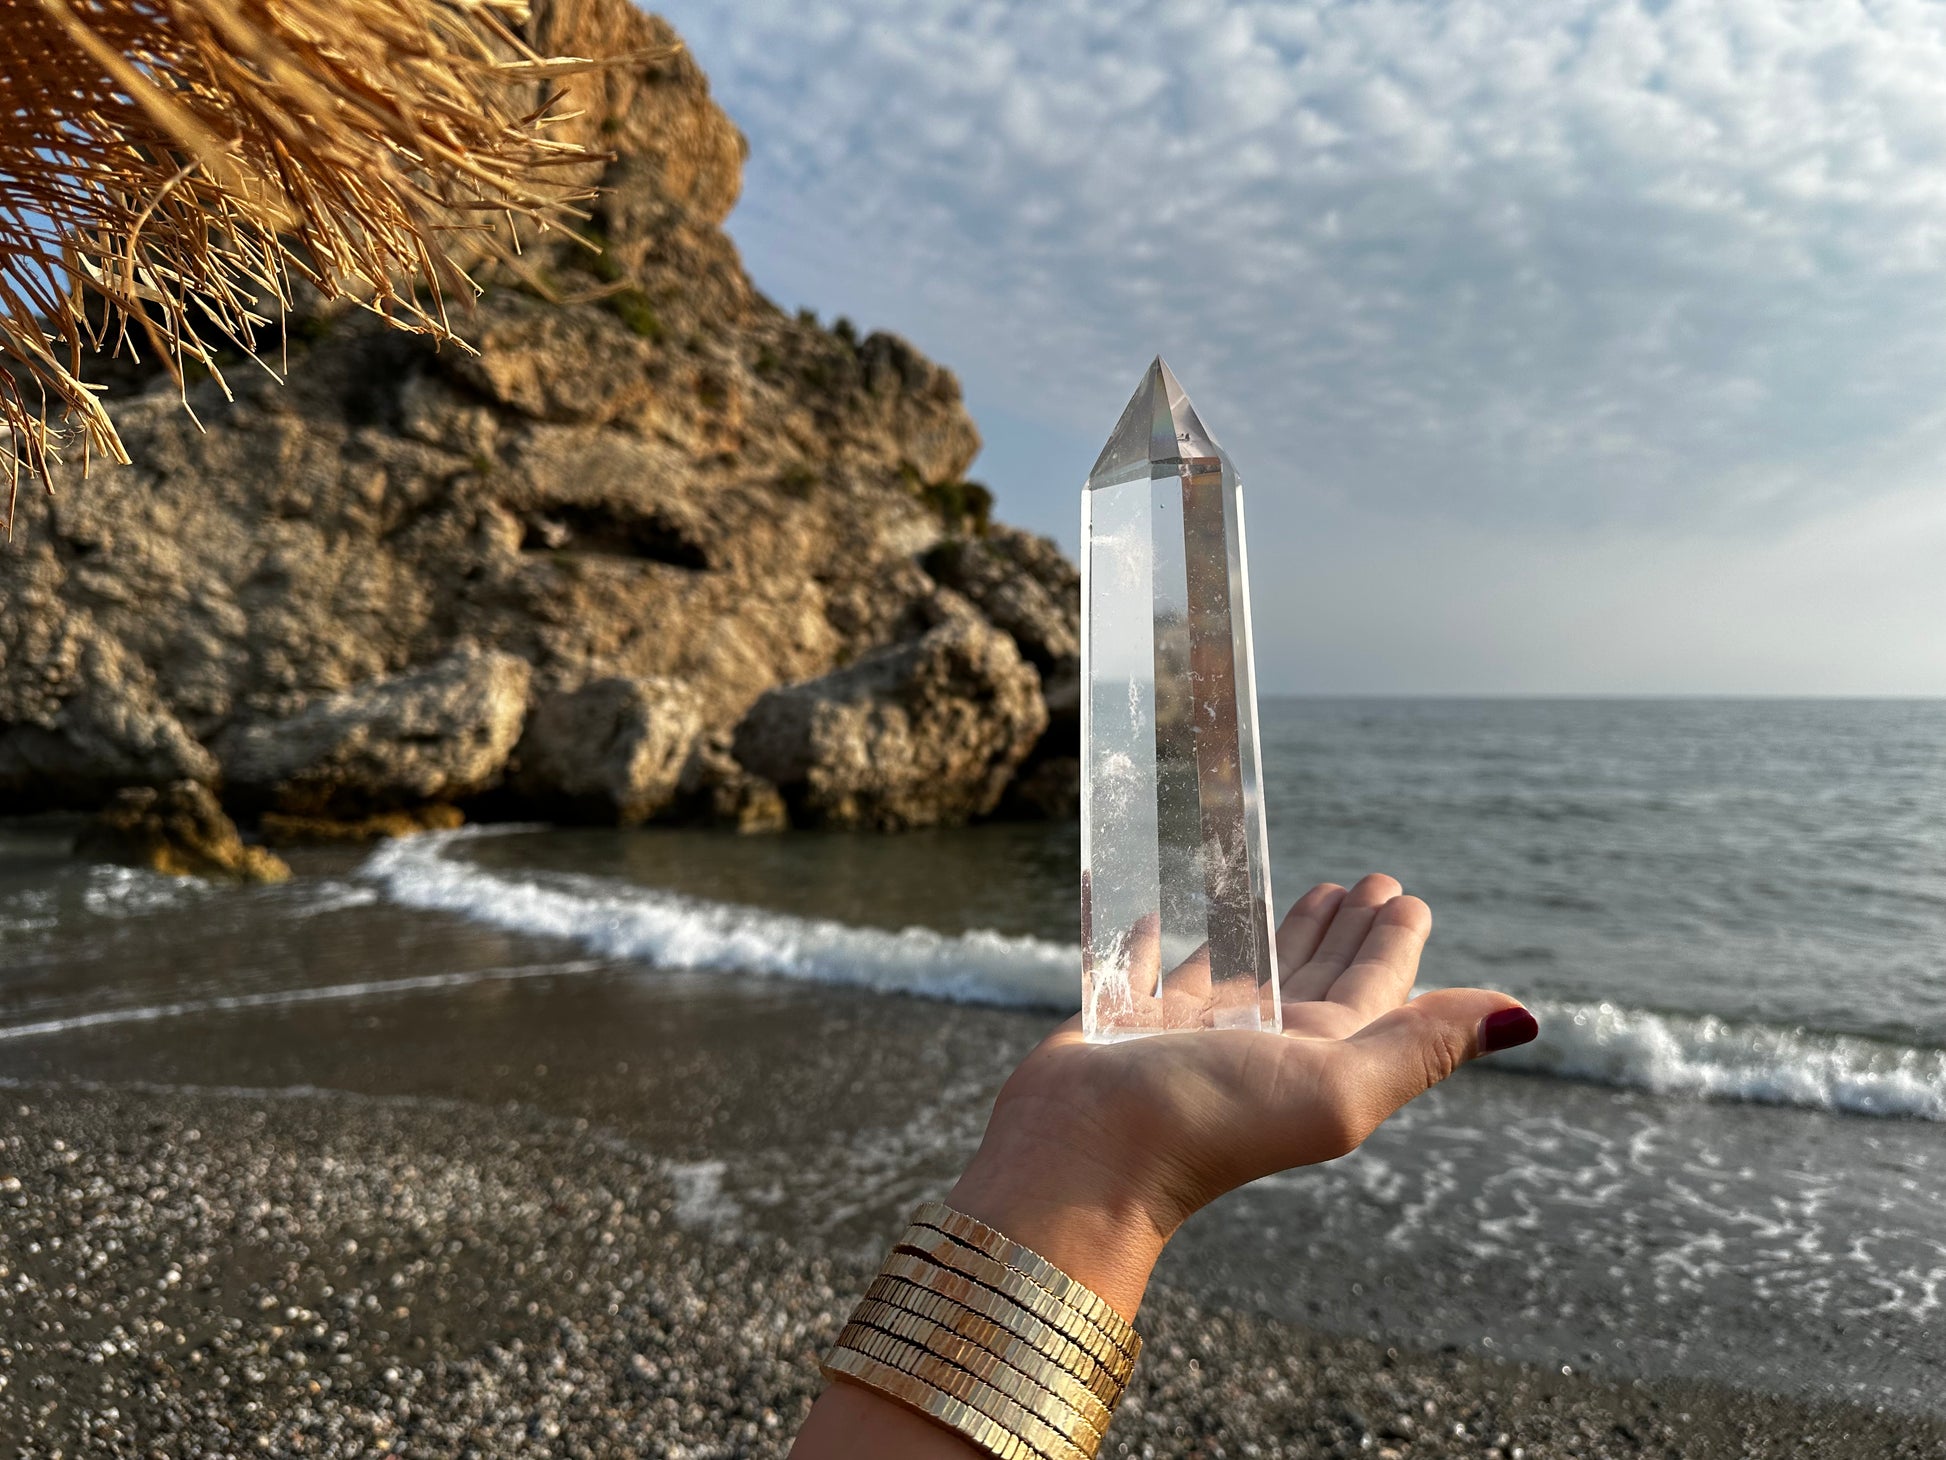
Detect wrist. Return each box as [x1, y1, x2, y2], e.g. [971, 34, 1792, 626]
[944, 1131, 1173, 1323]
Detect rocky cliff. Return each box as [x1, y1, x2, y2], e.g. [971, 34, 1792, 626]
[0, 0, 1079, 834]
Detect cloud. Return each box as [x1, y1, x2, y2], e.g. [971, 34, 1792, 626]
[654, 0, 1946, 690]
[661, 0, 1946, 520]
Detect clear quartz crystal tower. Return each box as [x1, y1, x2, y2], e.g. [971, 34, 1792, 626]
[1081, 358, 1278, 1041]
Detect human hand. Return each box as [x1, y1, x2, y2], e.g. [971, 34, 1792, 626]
[789, 875, 1536, 1460]
[945, 874, 1538, 1317]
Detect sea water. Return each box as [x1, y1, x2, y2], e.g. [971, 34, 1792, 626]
[1, 698, 1941, 1413]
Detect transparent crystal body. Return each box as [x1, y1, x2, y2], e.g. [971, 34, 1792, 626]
[1081, 359, 1278, 1041]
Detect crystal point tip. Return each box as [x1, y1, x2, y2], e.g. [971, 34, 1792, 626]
[1087, 357, 1223, 489]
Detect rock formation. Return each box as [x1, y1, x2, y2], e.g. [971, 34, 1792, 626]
[0, 0, 1079, 835]
[219, 647, 532, 816]
[75, 781, 289, 883]
[511, 674, 702, 826]
[735, 598, 1047, 830]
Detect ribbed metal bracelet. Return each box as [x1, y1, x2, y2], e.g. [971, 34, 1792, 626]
[821, 1202, 1142, 1460]
[833, 1325, 1093, 1460]
[859, 1276, 1128, 1407]
[911, 1201, 1142, 1360]
[845, 1301, 1112, 1438]
[821, 1348, 1045, 1460]
[883, 1239, 1135, 1375]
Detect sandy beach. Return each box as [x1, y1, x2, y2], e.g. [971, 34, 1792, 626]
[3, 960, 1941, 1458]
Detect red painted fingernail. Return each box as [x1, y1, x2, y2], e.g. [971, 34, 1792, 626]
[1479, 1007, 1539, 1054]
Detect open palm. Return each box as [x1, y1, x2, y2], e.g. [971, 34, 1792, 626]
[790, 876, 1541, 1459]
[954, 874, 1537, 1245]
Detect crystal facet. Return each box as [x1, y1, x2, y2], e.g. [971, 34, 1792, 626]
[1081, 358, 1278, 1041]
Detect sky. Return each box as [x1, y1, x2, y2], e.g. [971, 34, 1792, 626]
[652, 0, 1946, 694]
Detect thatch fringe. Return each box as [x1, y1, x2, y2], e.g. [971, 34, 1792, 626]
[0, 0, 607, 529]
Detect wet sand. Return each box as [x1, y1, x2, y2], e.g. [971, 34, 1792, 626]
[2, 964, 1941, 1458]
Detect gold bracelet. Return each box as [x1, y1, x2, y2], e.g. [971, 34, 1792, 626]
[834, 1326, 1094, 1460]
[820, 1348, 1044, 1460]
[875, 1250, 1131, 1376]
[844, 1302, 1113, 1437]
[860, 1276, 1128, 1407]
[821, 1202, 1141, 1460]
[890, 1232, 1135, 1371]
[911, 1201, 1141, 1359]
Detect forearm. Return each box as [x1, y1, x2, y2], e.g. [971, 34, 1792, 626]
[788, 878, 1539, 1458]
[788, 1145, 1169, 1460]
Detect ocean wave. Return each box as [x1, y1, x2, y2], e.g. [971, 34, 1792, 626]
[81, 864, 217, 918]
[284, 880, 382, 918]
[69, 866, 379, 923]
[360, 833, 1946, 1122]
[359, 832, 1075, 1009]
[1502, 999, 1946, 1122]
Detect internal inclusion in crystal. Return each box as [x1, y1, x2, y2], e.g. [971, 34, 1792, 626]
[1081, 358, 1278, 1041]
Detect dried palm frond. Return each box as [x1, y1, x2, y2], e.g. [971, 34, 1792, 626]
[0, 0, 606, 528]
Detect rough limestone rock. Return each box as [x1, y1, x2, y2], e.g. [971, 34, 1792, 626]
[0, 0, 1077, 832]
[922, 527, 1079, 677]
[218, 649, 531, 816]
[75, 781, 289, 883]
[676, 730, 789, 833]
[734, 607, 1048, 830]
[512, 676, 703, 825]
[924, 527, 1082, 817]
[259, 805, 467, 847]
[0, 573, 218, 809]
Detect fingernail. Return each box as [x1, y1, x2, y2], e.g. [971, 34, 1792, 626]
[1479, 1007, 1539, 1054]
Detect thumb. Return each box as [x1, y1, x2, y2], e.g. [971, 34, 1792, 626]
[1341, 988, 1538, 1120]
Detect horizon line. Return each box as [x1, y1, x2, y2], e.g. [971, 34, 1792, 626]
[1254, 691, 1946, 701]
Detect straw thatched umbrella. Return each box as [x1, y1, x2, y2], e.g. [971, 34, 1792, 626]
[0, 0, 603, 527]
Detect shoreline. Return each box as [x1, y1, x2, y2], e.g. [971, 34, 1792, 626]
[3, 1081, 1939, 1458]
[4, 808, 1942, 1447]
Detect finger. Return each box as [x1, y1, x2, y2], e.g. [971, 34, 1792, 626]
[1323, 895, 1432, 1023]
[1273, 883, 1348, 980]
[1337, 988, 1538, 1135]
[1281, 873, 1402, 1002]
[1159, 942, 1206, 1020]
[1078, 913, 1166, 1036]
[1119, 912, 1163, 1000]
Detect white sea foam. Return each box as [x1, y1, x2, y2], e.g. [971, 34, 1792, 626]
[664, 1159, 743, 1235]
[0, 885, 57, 936]
[81, 864, 215, 918]
[285, 880, 381, 918]
[1499, 998, 1946, 1122]
[359, 831, 1075, 1009]
[0, 959, 606, 1043]
[358, 832, 1946, 1123]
